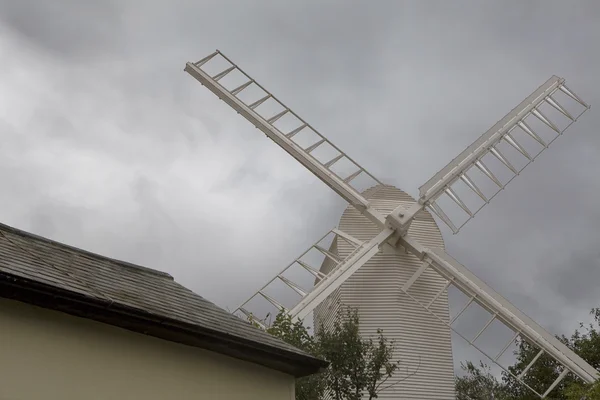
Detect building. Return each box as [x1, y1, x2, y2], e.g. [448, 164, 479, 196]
[315, 185, 456, 399]
[0, 222, 328, 400]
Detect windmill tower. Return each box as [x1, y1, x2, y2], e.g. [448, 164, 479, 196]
[185, 50, 599, 399]
[313, 185, 455, 398]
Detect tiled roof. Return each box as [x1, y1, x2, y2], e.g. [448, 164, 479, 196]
[0, 222, 322, 369]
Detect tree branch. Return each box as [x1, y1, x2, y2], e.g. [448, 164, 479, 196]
[377, 356, 422, 393]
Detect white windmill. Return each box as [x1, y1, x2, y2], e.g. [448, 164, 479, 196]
[185, 50, 598, 399]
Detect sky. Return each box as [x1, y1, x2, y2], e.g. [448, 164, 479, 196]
[1, 0, 599, 377]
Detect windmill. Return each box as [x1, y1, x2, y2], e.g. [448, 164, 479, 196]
[185, 50, 598, 399]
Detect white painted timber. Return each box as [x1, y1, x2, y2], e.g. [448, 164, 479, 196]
[398, 239, 600, 386]
[184, 51, 387, 228]
[314, 185, 455, 400]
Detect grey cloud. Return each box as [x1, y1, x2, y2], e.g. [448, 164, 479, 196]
[0, 0, 123, 58]
[546, 242, 600, 307]
[28, 201, 86, 240]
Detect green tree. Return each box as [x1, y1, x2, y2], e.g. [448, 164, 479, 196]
[562, 308, 600, 400]
[455, 308, 600, 400]
[266, 312, 326, 400]
[250, 307, 411, 400]
[501, 336, 571, 399]
[316, 307, 410, 400]
[455, 361, 510, 400]
[564, 379, 600, 400]
[502, 308, 600, 399]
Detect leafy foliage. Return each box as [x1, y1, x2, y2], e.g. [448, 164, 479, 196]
[502, 336, 571, 399]
[250, 307, 412, 400]
[456, 308, 600, 400]
[266, 312, 326, 400]
[564, 379, 600, 400]
[316, 308, 407, 400]
[253, 306, 600, 399]
[455, 361, 510, 400]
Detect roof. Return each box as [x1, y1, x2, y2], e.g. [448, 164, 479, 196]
[0, 222, 327, 377]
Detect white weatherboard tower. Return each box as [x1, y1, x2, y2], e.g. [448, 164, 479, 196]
[185, 50, 598, 399]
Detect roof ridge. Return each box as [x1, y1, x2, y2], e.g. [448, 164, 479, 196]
[0, 222, 173, 280]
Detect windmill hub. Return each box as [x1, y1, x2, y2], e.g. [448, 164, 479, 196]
[384, 202, 422, 236]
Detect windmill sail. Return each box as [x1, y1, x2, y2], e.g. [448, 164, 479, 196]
[417, 76, 590, 234]
[399, 234, 599, 394]
[185, 51, 388, 228]
[234, 227, 394, 324]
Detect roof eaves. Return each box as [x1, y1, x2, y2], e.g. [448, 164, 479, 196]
[0, 271, 329, 377]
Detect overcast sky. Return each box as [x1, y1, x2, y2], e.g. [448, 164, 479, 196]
[1, 0, 598, 375]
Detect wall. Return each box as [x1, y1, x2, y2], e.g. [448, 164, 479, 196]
[0, 298, 295, 400]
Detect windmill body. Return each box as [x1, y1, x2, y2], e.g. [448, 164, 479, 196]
[185, 50, 599, 399]
[314, 184, 455, 399]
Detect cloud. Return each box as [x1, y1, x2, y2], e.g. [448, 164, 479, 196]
[0, 0, 123, 59]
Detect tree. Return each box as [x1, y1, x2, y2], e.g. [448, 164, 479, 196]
[564, 379, 600, 400]
[455, 308, 600, 400]
[455, 361, 510, 400]
[562, 308, 600, 400]
[502, 308, 600, 399]
[250, 307, 412, 400]
[315, 307, 412, 400]
[501, 336, 572, 399]
[265, 312, 326, 400]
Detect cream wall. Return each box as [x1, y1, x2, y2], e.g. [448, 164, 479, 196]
[0, 298, 295, 400]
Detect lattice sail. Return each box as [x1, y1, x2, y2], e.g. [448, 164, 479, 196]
[234, 227, 394, 325]
[399, 236, 599, 398]
[418, 76, 590, 233]
[185, 50, 387, 228]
